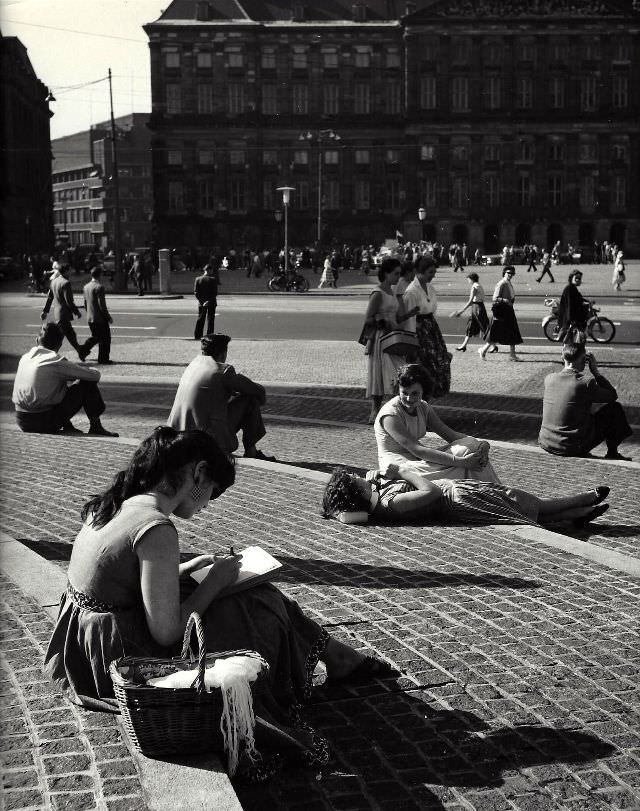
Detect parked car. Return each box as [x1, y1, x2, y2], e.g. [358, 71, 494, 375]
[480, 253, 502, 266]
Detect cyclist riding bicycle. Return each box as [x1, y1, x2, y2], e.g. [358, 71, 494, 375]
[557, 269, 589, 341]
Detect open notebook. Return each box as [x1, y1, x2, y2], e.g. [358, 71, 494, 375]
[191, 546, 283, 596]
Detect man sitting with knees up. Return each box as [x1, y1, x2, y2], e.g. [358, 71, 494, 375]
[539, 341, 632, 461]
[12, 323, 118, 437]
[167, 333, 276, 461]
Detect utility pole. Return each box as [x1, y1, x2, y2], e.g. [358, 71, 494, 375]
[108, 69, 124, 290]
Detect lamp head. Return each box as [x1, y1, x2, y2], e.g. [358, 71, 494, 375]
[418, 207, 426, 221]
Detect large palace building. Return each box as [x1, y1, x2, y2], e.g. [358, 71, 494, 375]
[144, 0, 640, 254]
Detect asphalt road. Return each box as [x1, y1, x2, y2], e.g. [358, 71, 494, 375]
[1, 292, 638, 349]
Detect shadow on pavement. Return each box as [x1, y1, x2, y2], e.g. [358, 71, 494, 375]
[236, 689, 615, 810]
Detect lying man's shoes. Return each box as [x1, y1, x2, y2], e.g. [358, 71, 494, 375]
[590, 486, 610, 506]
[605, 451, 632, 461]
[328, 656, 400, 685]
[573, 503, 609, 529]
[88, 422, 119, 438]
[244, 449, 277, 462]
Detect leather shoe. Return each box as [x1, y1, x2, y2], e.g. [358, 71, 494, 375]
[573, 503, 609, 528]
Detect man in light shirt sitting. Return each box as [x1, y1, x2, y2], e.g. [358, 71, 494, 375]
[12, 324, 118, 437]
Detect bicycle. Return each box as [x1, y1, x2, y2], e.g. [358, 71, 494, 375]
[542, 298, 616, 344]
[267, 268, 310, 293]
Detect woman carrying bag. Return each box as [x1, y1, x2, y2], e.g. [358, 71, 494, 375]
[479, 266, 523, 361]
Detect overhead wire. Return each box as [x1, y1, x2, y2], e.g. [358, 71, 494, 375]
[2, 18, 147, 43]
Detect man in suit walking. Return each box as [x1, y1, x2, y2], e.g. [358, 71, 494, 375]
[41, 263, 89, 361]
[193, 263, 220, 340]
[83, 266, 113, 364]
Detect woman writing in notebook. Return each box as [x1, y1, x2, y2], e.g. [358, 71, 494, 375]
[45, 426, 396, 778]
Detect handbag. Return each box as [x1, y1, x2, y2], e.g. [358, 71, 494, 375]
[379, 329, 419, 356]
[109, 612, 266, 766]
[357, 321, 375, 346]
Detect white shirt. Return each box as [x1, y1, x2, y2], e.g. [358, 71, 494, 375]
[403, 278, 437, 333]
[12, 346, 100, 412]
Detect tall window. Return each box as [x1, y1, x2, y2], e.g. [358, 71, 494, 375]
[229, 149, 245, 165]
[293, 150, 309, 165]
[198, 149, 215, 165]
[164, 49, 180, 68]
[451, 176, 468, 208]
[228, 84, 245, 114]
[550, 78, 565, 109]
[612, 39, 631, 62]
[612, 176, 626, 210]
[262, 149, 278, 166]
[263, 180, 275, 210]
[354, 83, 371, 114]
[517, 174, 532, 207]
[230, 179, 246, 211]
[582, 38, 601, 61]
[420, 76, 437, 109]
[323, 84, 340, 115]
[197, 84, 213, 114]
[168, 181, 184, 211]
[386, 48, 401, 68]
[262, 84, 278, 115]
[324, 150, 339, 165]
[325, 180, 340, 209]
[421, 175, 437, 208]
[323, 49, 338, 69]
[292, 85, 308, 114]
[549, 140, 565, 161]
[261, 48, 276, 69]
[355, 180, 371, 210]
[199, 179, 215, 211]
[354, 50, 370, 68]
[580, 76, 598, 111]
[298, 181, 310, 209]
[549, 39, 564, 62]
[548, 174, 564, 207]
[451, 77, 469, 112]
[518, 140, 534, 162]
[484, 39, 502, 65]
[451, 144, 469, 161]
[484, 77, 501, 109]
[613, 75, 628, 108]
[484, 174, 501, 207]
[166, 84, 181, 114]
[355, 149, 370, 165]
[517, 39, 535, 63]
[292, 49, 308, 70]
[451, 37, 470, 65]
[516, 77, 532, 109]
[484, 143, 501, 162]
[196, 51, 212, 69]
[226, 49, 243, 68]
[579, 175, 596, 210]
[612, 142, 628, 161]
[167, 149, 182, 166]
[578, 141, 598, 162]
[385, 80, 402, 114]
[420, 144, 436, 161]
[387, 179, 401, 209]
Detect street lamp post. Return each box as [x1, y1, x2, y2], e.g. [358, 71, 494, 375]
[276, 187, 295, 273]
[418, 206, 427, 243]
[299, 130, 340, 248]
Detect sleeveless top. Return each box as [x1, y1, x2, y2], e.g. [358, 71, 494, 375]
[372, 287, 399, 329]
[374, 396, 438, 467]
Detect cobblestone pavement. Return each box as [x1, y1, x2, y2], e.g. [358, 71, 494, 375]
[1, 428, 639, 811]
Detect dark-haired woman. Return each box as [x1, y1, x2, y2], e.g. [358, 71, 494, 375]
[44, 427, 393, 777]
[363, 256, 419, 424]
[374, 364, 500, 483]
[453, 272, 489, 352]
[321, 467, 610, 529]
[479, 266, 523, 361]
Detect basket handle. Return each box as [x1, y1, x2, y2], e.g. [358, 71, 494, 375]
[180, 612, 207, 693]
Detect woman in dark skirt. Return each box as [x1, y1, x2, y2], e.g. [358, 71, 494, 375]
[453, 272, 489, 352]
[479, 266, 523, 361]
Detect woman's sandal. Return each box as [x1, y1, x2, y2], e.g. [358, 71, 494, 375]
[327, 656, 400, 685]
[573, 503, 609, 529]
[455, 345, 467, 352]
[590, 486, 610, 506]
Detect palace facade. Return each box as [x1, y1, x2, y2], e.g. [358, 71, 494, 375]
[144, 0, 640, 253]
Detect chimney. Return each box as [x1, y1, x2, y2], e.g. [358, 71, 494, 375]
[196, 1, 212, 21]
[353, 3, 367, 22]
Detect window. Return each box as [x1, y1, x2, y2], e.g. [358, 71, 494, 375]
[229, 149, 245, 165]
[230, 179, 246, 211]
[451, 176, 468, 209]
[484, 77, 501, 109]
[548, 174, 564, 207]
[484, 39, 502, 65]
[518, 140, 534, 162]
[422, 39, 438, 62]
[198, 148, 215, 165]
[452, 37, 470, 65]
[354, 83, 370, 114]
[325, 179, 340, 209]
[452, 77, 469, 112]
[354, 50, 370, 68]
[292, 85, 308, 114]
[582, 38, 601, 62]
[612, 39, 631, 63]
[517, 39, 535, 63]
[168, 181, 184, 211]
[261, 48, 276, 69]
[355, 149, 370, 165]
[451, 144, 469, 161]
[612, 176, 626, 209]
[386, 48, 401, 68]
[421, 175, 437, 208]
[420, 76, 437, 109]
[550, 77, 565, 109]
[386, 149, 400, 164]
[578, 141, 598, 162]
[385, 80, 402, 115]
[293, 150, 308, 165]
[613, 75, 628, 108]
[420, 144, 436, 161]
[166, 84, 181, 114]
[549, 140, 565, 161]
[612, 142, 628, 161]
[292, 49, 308, 70]
[324, 150, 339, 165]
[164, 49, 180, 68]
[196, 51, 212, 69]
[227, 50, 243, 68]
[262, 149, 278, 166]
[484, 143, 501, 162]
[197, 84, 213, 114]
[298, 181, 310, 209]
[518, 174, 532, 207]
[579, 175, 596, 210]
[199, 178, 215, 211]
[516, 77, 532, 109]
[387, 178, 401, 209]
[323, 50, 338, 69]
[484, 174, 501, 207]
[323, 84, 340, 115]
[355, 180, 371, 210]
[228, 84, 245, 114]
[167, 149, 182, 166]
[263, 180, 275, 209]
[580, 76, 598, 111]
[262, 84, 278, 115]
[549, 39, 564, 62]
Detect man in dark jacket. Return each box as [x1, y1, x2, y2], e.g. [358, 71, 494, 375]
[41, 264, 89, 361]
[193, 263, 220, 340]
[557, 270, 589, 342]
[83, 267, 113, 364]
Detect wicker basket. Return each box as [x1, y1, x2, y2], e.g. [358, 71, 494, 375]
[109, 612, 264, 758]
